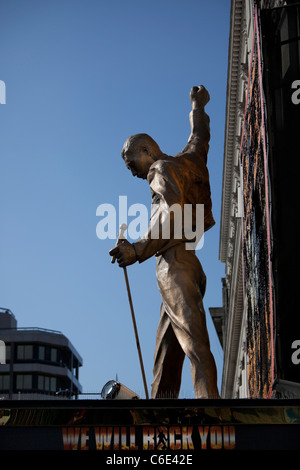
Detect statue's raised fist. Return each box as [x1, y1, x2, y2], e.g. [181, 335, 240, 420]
[190, 85, 210, 109]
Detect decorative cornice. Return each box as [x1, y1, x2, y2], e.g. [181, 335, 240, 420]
[219, 0, 244, 263]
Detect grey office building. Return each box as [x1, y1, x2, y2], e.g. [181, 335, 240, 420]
[0, 308, 82, 399]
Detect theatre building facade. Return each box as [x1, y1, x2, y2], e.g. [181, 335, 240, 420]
[213, 0, 300, 398]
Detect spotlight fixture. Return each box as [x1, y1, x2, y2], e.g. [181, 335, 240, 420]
[101, 380, 140, 400]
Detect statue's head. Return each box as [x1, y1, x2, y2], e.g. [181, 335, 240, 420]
[121, 133, 162, 179]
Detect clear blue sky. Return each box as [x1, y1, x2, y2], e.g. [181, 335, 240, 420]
[0, 0, 230, 398]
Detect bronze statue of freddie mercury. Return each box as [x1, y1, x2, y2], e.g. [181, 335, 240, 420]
[109, 86, 220, 399]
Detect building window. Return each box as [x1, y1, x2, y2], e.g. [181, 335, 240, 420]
[16, 374, 32, 390]
[38, 345, 45, 360]
[4, 344, 10, 362]
[17, 345, 33, 360]
[0, 374, 9, 390]
[50, 348, 57, 363]
[50, 377, 56, 392]
[37, 375, 57, 392]
[37, 375, 43, 390]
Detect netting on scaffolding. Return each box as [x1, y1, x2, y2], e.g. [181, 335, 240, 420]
[240, 20, 273, 398]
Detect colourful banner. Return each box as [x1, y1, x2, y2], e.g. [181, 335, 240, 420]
[0, 399, 300, 451]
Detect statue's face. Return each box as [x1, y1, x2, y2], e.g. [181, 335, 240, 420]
[122, 147, 154, 180]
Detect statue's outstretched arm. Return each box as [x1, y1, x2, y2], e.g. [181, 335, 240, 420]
[182, 85, 210, 158]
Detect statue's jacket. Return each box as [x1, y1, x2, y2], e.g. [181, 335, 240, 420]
[133, 150, 215, 264]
